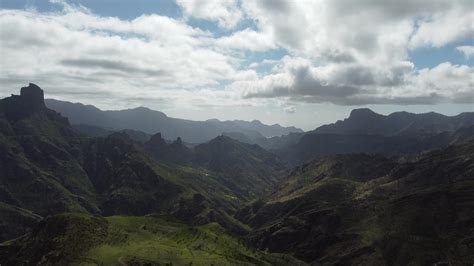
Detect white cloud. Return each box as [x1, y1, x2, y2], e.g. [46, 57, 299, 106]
[241, 0, 473, 60]
[0, 6, 256, 110]
[283, 106, 296, 114]
[242, 56, 473, 105]
[236, 0, 473, 105]
[175, 0, 242, 29]
[215, 29, 275, 52]
[457, 46, 474, 59]
[0, 0, 472, 120]
[409, 5, 474, 48]
[413, 62, 474, 103]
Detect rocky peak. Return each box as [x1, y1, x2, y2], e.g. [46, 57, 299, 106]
[348, 108, 381, 120]
[350, 108, 378, 117]
[147, 132, 167, 147]
[0, 83, 48, 121]
[20, 83, 45, 108]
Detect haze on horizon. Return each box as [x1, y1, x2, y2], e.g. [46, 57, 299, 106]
[0, 0, 473, 130]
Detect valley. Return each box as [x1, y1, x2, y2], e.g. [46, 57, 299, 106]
[0, 84, 473, 265]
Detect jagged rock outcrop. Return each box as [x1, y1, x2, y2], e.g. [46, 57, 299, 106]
[1, 83, 45, 119]
[1, 83, 69, 127]
[20, 83, 45, 108]
[147, 132, 167, 147]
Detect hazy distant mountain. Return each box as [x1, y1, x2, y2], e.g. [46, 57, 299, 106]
[45, 99, 303, 143]
[229, 108, 474, 152]
[274, 108, 474, 164]
[314, 108, 474, 137]
[278, 128, 474, 164]
[209, 119, 303, 138]
[73, 124, 152, 143]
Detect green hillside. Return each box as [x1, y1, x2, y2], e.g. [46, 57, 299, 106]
[0, 213, 306, 265]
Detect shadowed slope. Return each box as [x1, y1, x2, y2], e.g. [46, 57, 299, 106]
[238, 142, 474, 265]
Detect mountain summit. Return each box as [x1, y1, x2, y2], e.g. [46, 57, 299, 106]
[20, 83, 45, 108]
[348, 108, 380, 119]
[1, 83, 47, 120]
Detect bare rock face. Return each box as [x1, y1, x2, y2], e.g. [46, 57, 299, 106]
[0, 83, 47, 121]
[20, 83, 45, 109]
[147, 132, 167, 148]
[0, 83, 71, 132]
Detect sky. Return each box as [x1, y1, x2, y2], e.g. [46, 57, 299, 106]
[0, 0, 473, 130]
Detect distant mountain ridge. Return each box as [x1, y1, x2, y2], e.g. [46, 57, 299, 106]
[268, 108, 474, 164]
[209, 119, 302, 138]
[314, 108, 474, 137]
[220, 108, 474, 152]
[45, 99, 303, 143]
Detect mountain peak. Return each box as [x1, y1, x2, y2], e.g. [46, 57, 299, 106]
[251, 120, 263, 125]
[0, 83, 48, 120]
[213, 135, 233, 142]
[20, 83, 44, 107]
[147, 132, 167, 147]
[174, 137, 182, 145]
[349, 108, 379, 119]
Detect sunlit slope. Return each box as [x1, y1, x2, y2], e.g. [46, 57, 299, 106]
[0, 213, 306, 265]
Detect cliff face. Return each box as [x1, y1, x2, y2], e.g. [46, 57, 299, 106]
[20, 83, 45, 108]
[0, 83, 68, 126]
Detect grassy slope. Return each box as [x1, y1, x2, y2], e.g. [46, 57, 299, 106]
[0, 202, 42, 241]
[1, 213, 306, 265]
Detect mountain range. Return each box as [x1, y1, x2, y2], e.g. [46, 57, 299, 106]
[45, 99, 303, 143]
[1, 84, 473, 265]
[274, 108, 474, 164]
[314, 108, 474, 137]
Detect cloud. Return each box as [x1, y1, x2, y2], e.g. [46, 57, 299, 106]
[283, 106, 296, 114]
[409, 5, 474, 48]
[0, 0, 472, 115]
[175, 0, 242, 29]
[413, 62, 474, 102]
[60, 58, 168, 76]
[215, 29, 276, 52]
[0, 6, 257, 110]
[457, 46, 474, 59]
[235, 0, 473, 105]
[242, 56, 473, 105]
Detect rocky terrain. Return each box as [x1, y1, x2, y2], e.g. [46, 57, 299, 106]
[1, 84, 473, 265]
